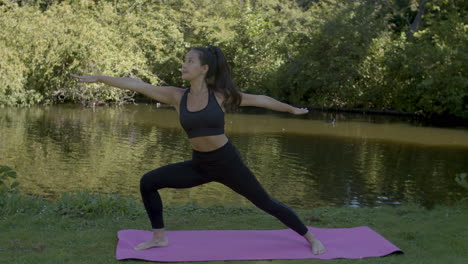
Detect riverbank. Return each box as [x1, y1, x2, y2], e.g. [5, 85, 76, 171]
[132, 98, 468, 128]
[1, 192, 466, 264]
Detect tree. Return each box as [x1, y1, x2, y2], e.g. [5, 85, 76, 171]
[378, 0, 428, 39]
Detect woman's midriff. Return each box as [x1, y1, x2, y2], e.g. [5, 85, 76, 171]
[189, 134, 229, 152]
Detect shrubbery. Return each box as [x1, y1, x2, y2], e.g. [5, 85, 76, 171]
[0, 0, 466, 117]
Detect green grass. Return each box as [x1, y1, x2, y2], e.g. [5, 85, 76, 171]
[1, 191, 467, 264]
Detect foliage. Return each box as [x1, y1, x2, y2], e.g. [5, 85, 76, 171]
[0, 165, 20, 212]
[455, 173, 468, 203]
[0, 0, 466, 117]
[369, 0, 468, 117]
[266, 0, 390, 107]
[53, 190, 142, 219]
[0, 165, 141, 218]
[455, 173, 468, 190]
[0, 165, 19, 194]
[0, 0, 159, 105]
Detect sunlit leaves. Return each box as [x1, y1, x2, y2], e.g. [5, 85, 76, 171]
[0, 0, 466, 117]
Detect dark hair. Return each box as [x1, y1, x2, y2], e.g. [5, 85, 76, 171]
[191, 45, 241, 111]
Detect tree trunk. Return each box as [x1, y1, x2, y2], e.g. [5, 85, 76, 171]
[408, 0, 428, 39]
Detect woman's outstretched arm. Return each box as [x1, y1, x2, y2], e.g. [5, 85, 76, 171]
[70, 74, 183, 106]
[240, 93, 308, 115]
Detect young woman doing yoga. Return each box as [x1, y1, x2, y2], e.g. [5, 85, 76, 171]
[70, 45, 326, 255]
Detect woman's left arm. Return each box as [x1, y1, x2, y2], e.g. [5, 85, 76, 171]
[240, 93, 308, 115]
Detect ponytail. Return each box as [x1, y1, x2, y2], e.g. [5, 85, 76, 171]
[192, 46, 241, 111]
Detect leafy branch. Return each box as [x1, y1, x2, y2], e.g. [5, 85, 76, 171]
[0, 166, 19, 193]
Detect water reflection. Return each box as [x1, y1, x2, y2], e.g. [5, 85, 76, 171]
[0, 105, 467, 209]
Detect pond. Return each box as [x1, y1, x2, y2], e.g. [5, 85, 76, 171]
[1, 104, 467, 209]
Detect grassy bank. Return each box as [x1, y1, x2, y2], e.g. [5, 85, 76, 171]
[0, 191, 467, 264]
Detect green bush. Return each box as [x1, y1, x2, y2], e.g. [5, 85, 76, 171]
[0, 0, 466, 117]
[0, 165, 19, 194]
[0, 1, 158, 105]
[53, 190, 143, 219]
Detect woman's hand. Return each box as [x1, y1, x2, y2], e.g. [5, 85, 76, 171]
[70, 74, 100, 83]
[290, 107, 309, 115]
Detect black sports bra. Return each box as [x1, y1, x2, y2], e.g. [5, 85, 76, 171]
[179, 89, 225, 138]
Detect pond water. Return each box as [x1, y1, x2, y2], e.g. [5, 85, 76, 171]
[1, 104, 467, 209]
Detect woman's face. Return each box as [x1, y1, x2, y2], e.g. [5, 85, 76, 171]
[181, 50, 208, 81]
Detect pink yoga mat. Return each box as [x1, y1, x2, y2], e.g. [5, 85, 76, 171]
[116, 226, 402, 262]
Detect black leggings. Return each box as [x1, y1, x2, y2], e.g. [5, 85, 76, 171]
[139, 141, 308, 236]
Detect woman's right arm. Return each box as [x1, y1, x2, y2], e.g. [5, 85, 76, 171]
[70, 74, 183, 106]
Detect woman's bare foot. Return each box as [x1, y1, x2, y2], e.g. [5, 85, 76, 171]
[134, 238, 168, 250]
[134, 228, 169, 251]
[304, 231, 326, 255]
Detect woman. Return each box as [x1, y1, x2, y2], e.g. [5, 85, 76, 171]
[70, 45, 326, 255]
